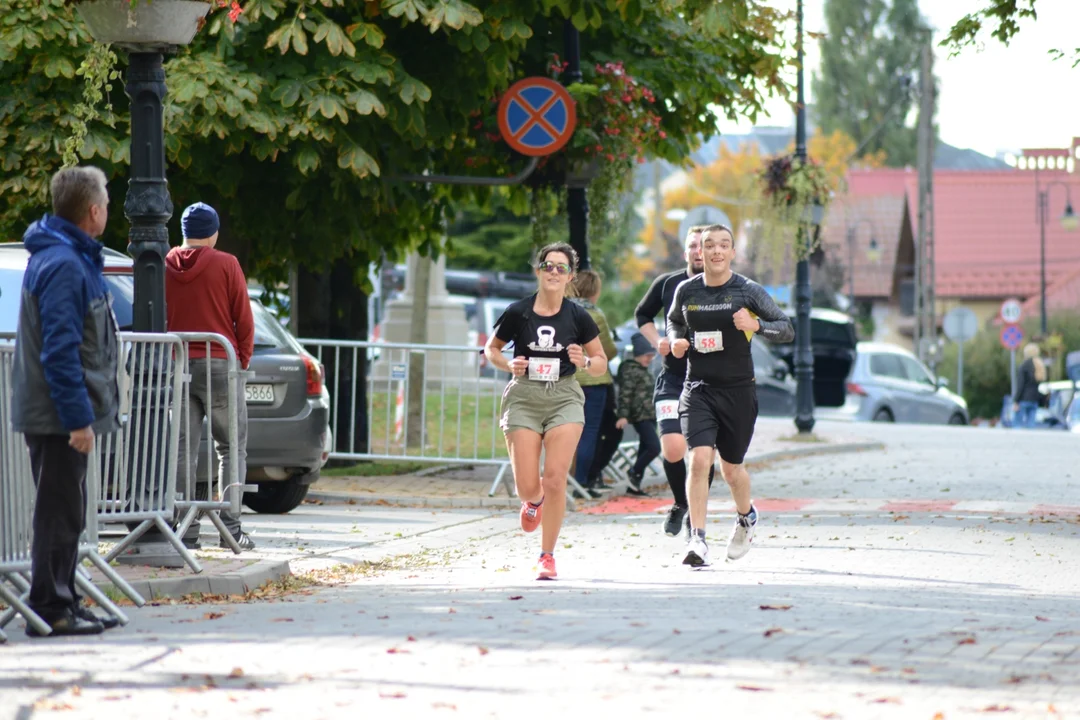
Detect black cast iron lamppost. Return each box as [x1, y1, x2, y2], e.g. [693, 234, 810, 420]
[563, 19, 590, 270]
[1035, 167, 1077, 336]
[793, 0, 815, 434]
[76, 0, 211, 331]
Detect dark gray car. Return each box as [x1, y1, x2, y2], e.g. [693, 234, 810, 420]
[0, 243, 329, 514]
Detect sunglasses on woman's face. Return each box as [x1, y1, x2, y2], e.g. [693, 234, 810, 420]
[537, 261, 571, 275]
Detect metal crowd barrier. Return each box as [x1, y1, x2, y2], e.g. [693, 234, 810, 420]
[0, 342, 132, 636]
[300, 339, 592, 506]
[170, 332, 248, 556]
[94, 332, 198, 570]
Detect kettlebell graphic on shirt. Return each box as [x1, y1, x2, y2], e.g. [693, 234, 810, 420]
[528, 325, 563, 352]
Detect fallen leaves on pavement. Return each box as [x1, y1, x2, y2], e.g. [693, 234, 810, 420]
[759, 604, 792, 611]
[736, 685, 772, 692]
[871, 697, 901, 704]
[763, 627, 784, 638]
[228, 668, 244, 679]
[980, 705, 1014, 713]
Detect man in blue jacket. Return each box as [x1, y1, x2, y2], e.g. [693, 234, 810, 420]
[12, 166, 121, 637]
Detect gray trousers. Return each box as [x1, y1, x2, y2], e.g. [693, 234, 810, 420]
[176, 358, 247, 538]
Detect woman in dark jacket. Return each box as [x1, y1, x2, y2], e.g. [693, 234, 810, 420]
[1013, 343, 1046, 428]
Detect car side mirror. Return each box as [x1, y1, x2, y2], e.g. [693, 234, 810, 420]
[936, 377, 950, 389]
[773, 360, 788, 381]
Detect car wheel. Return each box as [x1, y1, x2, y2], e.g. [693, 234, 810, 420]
[872, 408, 894, 423]
[243, 478, 310, 514]
[948, 413, 967, 426]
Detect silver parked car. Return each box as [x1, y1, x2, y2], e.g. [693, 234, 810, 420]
[0, 243, 330, 514]
[832, 342, 969, 425]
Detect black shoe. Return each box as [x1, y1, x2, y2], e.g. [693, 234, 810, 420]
[76, 606, 119, 630]
[573, 486, 604, 500]
[664, 504, 688, 536]
[626, 470, 650, 496]
[26, 610, 104, 638]
[182, 535, 202, 550]
[220, 531, 256, 551]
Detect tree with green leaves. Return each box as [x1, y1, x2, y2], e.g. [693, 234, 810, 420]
[1, 0, 794, 450]
[812, 0, 927, 168]
[944, 0, 1079, 66]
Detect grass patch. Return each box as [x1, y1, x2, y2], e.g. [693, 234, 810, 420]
[321, 460, 434, 477]
[358, 388, 508, 461]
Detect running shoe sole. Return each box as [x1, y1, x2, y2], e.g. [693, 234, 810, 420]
[682, 550, 708, 567]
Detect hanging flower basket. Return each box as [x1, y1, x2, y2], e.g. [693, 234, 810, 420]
[75, 0, 212, 49]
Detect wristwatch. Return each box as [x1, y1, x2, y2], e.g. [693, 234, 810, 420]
[585, 357, 592, 370]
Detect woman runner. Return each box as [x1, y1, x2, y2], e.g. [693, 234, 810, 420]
[484, 243, 608, 580]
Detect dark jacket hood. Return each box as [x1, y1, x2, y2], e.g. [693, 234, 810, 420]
[166, 245, 214, 284]
[23, 214, 104, 270]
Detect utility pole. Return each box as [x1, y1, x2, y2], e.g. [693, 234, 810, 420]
[914, 37, 936, 364]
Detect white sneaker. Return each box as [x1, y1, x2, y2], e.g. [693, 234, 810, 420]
[727, 506, 758, 561]
[682, 535, 710, 567]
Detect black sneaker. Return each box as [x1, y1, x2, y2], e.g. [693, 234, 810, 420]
[664, 504, 688, 536]
[220, 531, 256, 551]
[26, 610, 104, 638]
[625, 469, 650, 496]
[76, 606, 119, 630]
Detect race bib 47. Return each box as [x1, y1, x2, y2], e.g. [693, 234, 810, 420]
[528, 357, 560, 381]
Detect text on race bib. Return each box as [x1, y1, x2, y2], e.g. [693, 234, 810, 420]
[528, 357, 560, 382]
[694, 330, 723, 353]
[655, 400, 679, 421]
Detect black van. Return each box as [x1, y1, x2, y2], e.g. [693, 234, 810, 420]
[767, 308, 858, 408]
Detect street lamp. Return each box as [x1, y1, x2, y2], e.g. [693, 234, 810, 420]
[793, 0, 815, 434]
[846, 218, 878, 311]
[1036, 168, 1077, 336]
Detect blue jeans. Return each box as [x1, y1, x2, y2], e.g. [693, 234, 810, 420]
[1014, 401, 1038, 429]
[632, 420, 661, 476]
[574, 385, 608, 486]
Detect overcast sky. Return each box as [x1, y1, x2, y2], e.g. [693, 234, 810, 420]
[715, 0, 1080, 160]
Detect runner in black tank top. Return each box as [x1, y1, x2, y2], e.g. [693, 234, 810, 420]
[484, 243, 609, 582]
[667, 224, 793, 568]
[633, 226, 714, 537]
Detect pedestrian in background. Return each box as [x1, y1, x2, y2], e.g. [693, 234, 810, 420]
[570, 269, 619, 499]
[13, 166, 121, 636]
[1012, 342, 1046, 429]
[615, 332, 659, 496]
[166, 202, 256, 550]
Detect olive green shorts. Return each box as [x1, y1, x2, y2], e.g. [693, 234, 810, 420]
[500, 375, 585, 435]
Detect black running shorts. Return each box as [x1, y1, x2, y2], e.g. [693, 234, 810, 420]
[653, 370, 685, 436]
[678, 382, 758, 464]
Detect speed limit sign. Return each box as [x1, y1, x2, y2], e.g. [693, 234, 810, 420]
[1000, 298, 1023, 324]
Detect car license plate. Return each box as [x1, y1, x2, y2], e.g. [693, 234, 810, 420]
[245, 384, 274, 404]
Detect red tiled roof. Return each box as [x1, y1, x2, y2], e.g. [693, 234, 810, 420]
[844, 168, 1080, 300]
[1020, 265, 1080, 318]
[821, 194, 908, 298]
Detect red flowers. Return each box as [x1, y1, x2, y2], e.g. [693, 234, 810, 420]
[215, 0, 243, 22]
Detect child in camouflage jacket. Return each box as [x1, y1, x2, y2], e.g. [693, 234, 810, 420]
[616, 332, 661, 495]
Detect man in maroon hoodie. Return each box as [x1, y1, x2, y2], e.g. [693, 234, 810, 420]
[166, 202, 256, 550]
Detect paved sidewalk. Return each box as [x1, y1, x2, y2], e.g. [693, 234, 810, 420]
[309, 417, 884, 507]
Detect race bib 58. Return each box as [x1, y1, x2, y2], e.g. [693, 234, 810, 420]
[694, 331, 723, 353]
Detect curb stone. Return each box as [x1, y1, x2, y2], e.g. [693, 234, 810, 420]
[93, 559, 292, 601]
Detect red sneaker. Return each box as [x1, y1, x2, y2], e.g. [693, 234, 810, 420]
[536, 553, 557, 580]
[520, 499, 543, 533]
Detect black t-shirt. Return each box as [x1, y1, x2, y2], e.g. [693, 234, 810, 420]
[666, 273, 794, 388]
[634, 269, 691, 377]
[494, 295, 600, 378]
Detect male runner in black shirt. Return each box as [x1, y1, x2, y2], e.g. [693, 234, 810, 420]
[634, 226, 715, 536]
[668, 224, 794, 566]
